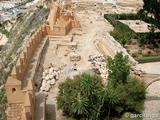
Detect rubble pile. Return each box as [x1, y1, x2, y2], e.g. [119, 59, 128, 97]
[69, 52, 81, 61]
[40, 64, 61, 92]
[89, 54, 108, 81]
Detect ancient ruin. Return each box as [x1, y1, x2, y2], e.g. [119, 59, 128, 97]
[5, 1, 80, 119]
[1, 0, 160, 119]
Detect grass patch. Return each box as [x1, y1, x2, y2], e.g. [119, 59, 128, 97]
[104, 13, 160, 63]
[0, 86, 7, 119]
[106, 12, 155, 26]
[104, 14, 136, 46]
[135, 56, 160, 63]
[0, 27, 9, 37]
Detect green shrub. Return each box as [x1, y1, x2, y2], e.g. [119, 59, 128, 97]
[57, 73, 104, 119]
[37, 5, 43, 9]
[105, 14, 136, 45]
[0, 45, 3, 51]
[132, 53, 138, 58]
[147, 51, 152, 55]
[104, 13, 160, 46]
[57, 53, 146, 120]
[0, 27, 9, 37]
[65, 117, 76, 120]
[107, 52, 146, 116]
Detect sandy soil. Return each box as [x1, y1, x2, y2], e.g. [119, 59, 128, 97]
[41, 9, 114, 120]
[33, 1, 160, 120]
[136, 62, 160, 120]
[0, 33, 8, 46]
[143, 81, 160, 120]
[136, 62, 160, 74]
[120, 20, 160, 33]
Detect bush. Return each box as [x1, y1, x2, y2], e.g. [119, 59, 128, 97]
[57, 53, 146, 120]
[132, 53, 138, 58]
[104, 13, 160, 46]
[107, 52, 130, 86]
[143, 0, 160, 27]
[37, 5, 43, 9]
[104, 14, 136, 45]
[114, 77, 146, 114]
[57, 73, 104, 119]
[107, 52, 146, 115]
[0, 27, 9, 37]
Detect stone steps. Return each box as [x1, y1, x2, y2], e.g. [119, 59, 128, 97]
[48, 35, 73, 42]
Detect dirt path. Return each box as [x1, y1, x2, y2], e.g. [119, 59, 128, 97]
[137, 62, 160, 120]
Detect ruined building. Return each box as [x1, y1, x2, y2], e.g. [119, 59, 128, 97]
[5, 1, 80, 120]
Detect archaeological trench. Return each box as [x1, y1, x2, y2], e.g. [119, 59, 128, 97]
[4, 0, 160, 120]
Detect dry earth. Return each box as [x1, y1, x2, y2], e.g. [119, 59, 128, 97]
[33, 1, 160, 120]
[120, 20, 160, 33]
[2, 0, 159, 119]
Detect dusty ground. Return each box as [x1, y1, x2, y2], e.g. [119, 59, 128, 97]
[0, 33, 8, 46]
[32, 1, 160, 120]
[136, 62, 160, 120]
[137, 62, 160, 74]
[120, 20, 160, 33]
[143, 81, 160, 120]
[39, 10, 114, 120]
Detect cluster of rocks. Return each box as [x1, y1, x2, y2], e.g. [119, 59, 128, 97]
[69, 52, 81, 61]
[0, 33, 8, 46]
[89, 54, 108, 81]
[40, 64, 61, 92]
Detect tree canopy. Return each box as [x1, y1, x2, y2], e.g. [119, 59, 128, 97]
[143, 0, 160, 25]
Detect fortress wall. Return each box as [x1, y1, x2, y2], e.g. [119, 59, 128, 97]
[5, 19, 78, 104]
[46, 17, 80, 36]
[5, 3, 80, 118]
[71, 19, 80, 28]
[65, 20, 72, 35]
[6, 24, 47, 103]
[46, 25, 66, 35]
[11, 25, 47, 81]
[6, 24, 48, 120]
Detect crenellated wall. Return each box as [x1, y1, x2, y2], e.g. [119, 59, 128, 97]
[5, 24, 47, 120]
[5, 1, 80, 119]
[13, 25, 47, 81]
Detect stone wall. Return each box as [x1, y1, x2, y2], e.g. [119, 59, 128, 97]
[5, 21, 80, 119]
[5, 2, 80, 119]
[5, 24, 47, 120]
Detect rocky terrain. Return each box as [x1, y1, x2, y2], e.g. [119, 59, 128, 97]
[1, 0, 160, 120]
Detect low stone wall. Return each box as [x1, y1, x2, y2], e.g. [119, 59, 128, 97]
[46, 20, 73, 36]
[46, 25, 66, 36]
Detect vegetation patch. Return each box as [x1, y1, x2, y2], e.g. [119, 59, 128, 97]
[105, 14, 136, 46]
[57, 52, 146, 120]
[0, 86, 7, 119]
[135, 56, 160, 63]
[104, 12, 160, 63]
